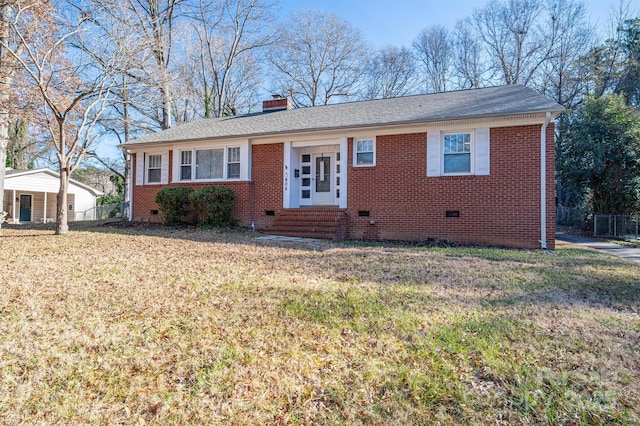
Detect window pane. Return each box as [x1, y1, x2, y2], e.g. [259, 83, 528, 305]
[148, 154, 161, 168]
[357, 152, 374, 165]
[302, 178, 311, 187]
[302, 154, 311, 163]
[302, 166, 310, 175]
[148, 169, 161, 182]
[228, 147, 240, 162]
[357, 140, 373, 153]
[181, 151, 192, 165]
[444, 153, 471, 173]
[444, 134, 471, 153]
[315, 156, 331, 192]
[180, 166, 192, 180]
[302, 190, 310, 199]
[227, 163, 240, 179]
[196, 149, 223, 179]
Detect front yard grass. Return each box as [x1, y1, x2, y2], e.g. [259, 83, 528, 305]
[0, 224, 638, 424]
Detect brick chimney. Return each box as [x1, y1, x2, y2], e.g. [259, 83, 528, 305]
[262, 94, 291, 112]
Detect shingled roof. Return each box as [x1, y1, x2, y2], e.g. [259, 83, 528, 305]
[125, 84, 564, 146]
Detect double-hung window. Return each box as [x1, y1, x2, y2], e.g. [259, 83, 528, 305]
[227, 147, 240, 179]
[180, 151, 192, 180]
[354, 137, 375, 166]
[443, 133, 472, 174]
[147, 154, 162, 183]
[427, 128, 489, 177]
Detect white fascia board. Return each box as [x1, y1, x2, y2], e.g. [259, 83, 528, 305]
[248, 112, 559, 145]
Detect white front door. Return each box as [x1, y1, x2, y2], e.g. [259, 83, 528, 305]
[298, 148, 339, 206]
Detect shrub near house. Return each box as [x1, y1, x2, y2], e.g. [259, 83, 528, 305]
[155, 186, 194, 225]
[155, 186, 235, 227]
[127, 85, 563, 248]
[189, 186, 235, 227]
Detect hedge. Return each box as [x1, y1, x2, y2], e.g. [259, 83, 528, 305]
[154, 186, 194, 225]
[188, 186, 235, 227]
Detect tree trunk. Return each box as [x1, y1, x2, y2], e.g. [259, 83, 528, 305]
[0, 4, 12, 215]
[122, 80, 131, 218]
[0, 137, 7, 215]
[56, 167, 70, 234]
[160, 84, 172, 129]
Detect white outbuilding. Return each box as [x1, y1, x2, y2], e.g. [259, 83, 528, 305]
[2, 168, 103, 223]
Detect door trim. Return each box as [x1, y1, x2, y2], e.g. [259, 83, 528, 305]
[284, 138, 347, 209]
[298, 147, 339, 207]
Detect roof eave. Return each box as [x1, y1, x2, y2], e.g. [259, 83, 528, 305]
[5, 168, 105, 197]
[122, 108, 565, 149]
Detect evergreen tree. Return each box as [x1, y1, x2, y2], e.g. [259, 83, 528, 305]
[558, 94, 640, 214]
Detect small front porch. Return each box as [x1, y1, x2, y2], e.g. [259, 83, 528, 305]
[266, 207, 348, 240]
[2, 190, 68, 224]
[283, 138, 348, 209]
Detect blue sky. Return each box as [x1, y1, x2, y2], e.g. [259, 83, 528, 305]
[277, 0, 624, 48]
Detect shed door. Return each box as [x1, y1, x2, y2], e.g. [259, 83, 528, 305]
[19, 194, 32, 222]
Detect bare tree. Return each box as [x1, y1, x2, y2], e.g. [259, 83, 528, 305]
[1, 1, 127, 234]
[538, 0, 594, 108]
[451, 18, 489, 89]
[361, 46, 417, 99]
[190, 0, 274, 117]
[266, 9, 368, 107]
[413, 25, 453, 93]
[93, 0, 184, 131]
[0, 2, 18, 218]
[581, 1, 639, 102]
[131, 0, 183, 130]
[473, 0, 551, 86]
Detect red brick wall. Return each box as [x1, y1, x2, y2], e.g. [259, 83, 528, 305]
[251, 143, 284, 229]
[346, 124, 555, 249]
[131, 123, 555, 248]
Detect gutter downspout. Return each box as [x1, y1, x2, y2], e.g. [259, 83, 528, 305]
[540, 112, 551, 249]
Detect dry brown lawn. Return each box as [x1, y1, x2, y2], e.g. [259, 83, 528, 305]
[0, 222, 638, 425]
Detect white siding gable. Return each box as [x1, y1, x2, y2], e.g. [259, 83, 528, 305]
[4, 172, 61, 192]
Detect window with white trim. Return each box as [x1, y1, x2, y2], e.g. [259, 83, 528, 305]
[178, 146, 241, 181]
[180, 150, 192, 180]
[427, 128, 489, 177]
[443, 132, 472, 174]
[227, 147, 240, 179]
[147, 154, 162, 183]
[354, 137, 375, 166]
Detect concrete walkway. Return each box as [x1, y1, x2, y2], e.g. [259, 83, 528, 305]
[556, 232, 640, 264]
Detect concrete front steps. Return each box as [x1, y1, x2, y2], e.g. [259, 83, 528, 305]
[266, 208, 348, 240]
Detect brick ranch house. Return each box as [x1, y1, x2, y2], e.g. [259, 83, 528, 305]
[124, 85, 563, 249]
